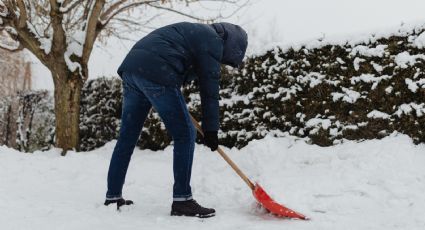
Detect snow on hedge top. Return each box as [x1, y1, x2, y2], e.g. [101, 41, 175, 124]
[250, 21, 425, 56]
[215, 20, 425, 147]
[413, 32, 425, 48]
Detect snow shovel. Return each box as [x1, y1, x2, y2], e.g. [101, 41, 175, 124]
[189, 114, 308, 220]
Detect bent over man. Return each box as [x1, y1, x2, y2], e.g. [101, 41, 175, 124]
[105, 22, 248, 218]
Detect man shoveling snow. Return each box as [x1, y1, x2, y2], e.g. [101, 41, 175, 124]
[104, 22, 248, 218]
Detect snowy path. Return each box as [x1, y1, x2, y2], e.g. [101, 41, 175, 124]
[1, 134, 425, 230]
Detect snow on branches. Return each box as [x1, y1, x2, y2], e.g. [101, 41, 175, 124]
[0, 0, 245, 73]
[0, 1, 8, 18]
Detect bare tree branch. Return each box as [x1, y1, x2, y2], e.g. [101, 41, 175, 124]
[213, 0, 249, 20]
[100, 0, 127, 20]
[81, 0, 94, 28]
[0, 40, 23, 52]
[82, 0, 105, 69]
[16, 0, 28, 28]
[101, 0, 230, 29]
[0, 1, 8, 17]
[2, 0, 248, 70]
[100, 1, 158, 27]
[49, 0, 66, 58]
[16, 29, 49, 65]
[0, 1, 49, 64]
[100, 0, 158, 21]
[146, 2, 208, 21]
[60, 0, 85, 13]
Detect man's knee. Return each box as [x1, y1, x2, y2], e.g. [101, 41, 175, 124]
[173, 124, 196, 143]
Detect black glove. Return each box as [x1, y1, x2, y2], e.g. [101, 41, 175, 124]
[203, 131, 218, 151]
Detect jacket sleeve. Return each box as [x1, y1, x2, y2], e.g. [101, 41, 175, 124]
[194, 41, 223, 131]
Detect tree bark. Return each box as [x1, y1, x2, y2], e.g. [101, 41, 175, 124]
[6, 99, 18, 149]
[52, 67, 83, 155]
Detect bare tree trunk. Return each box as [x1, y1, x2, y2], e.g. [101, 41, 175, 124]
[5, 104, 12, 146]
[23, 62, 32, 90]
[6, 100, 18, 148]
[52, 67, 83, 155]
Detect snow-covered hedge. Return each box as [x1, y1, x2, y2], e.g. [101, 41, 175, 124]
[79, 78, 122, 151]
[2, 25, 425, 152]
[210, 29, 425, 147]
[78, 77, 171, 151]
[0, 91, 54, 152]
[212, 28, 425, 147]
[81, 23, 425, 150]
[184, 26, 425, 148]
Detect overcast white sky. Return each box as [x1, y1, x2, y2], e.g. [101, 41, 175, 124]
[32, 0, 425, 90]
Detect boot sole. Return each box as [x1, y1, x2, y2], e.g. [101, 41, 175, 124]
[171, 210, 216, 218]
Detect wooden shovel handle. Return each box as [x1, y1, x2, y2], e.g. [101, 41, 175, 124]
[189, 114, 255, 190]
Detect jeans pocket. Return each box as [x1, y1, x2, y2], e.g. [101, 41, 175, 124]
[123, 82, 143, 98]
[142, 86, 165, 98]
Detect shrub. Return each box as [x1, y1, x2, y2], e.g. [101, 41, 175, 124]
[3, 24, 425, 152]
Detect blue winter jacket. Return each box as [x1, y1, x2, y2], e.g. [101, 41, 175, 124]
[117, 22, 248, 131]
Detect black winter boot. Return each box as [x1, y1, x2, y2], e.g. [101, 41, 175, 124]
[104, 198, 134, 210]
[171, 199, 215, 218]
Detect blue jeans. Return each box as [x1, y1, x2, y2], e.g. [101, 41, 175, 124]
[106, 72, 196, 201]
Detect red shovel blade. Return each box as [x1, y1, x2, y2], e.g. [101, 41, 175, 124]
[253, 184, 308, 220]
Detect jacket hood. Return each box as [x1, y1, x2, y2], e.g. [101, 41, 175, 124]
[210, 22, 248, 68]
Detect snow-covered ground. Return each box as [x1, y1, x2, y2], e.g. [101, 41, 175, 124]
[1, 134, 424, 230]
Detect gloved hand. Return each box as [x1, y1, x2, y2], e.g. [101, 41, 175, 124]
[203, 131, 218, 151]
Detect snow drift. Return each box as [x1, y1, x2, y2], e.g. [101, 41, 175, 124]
[0, 134, 424, 230]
